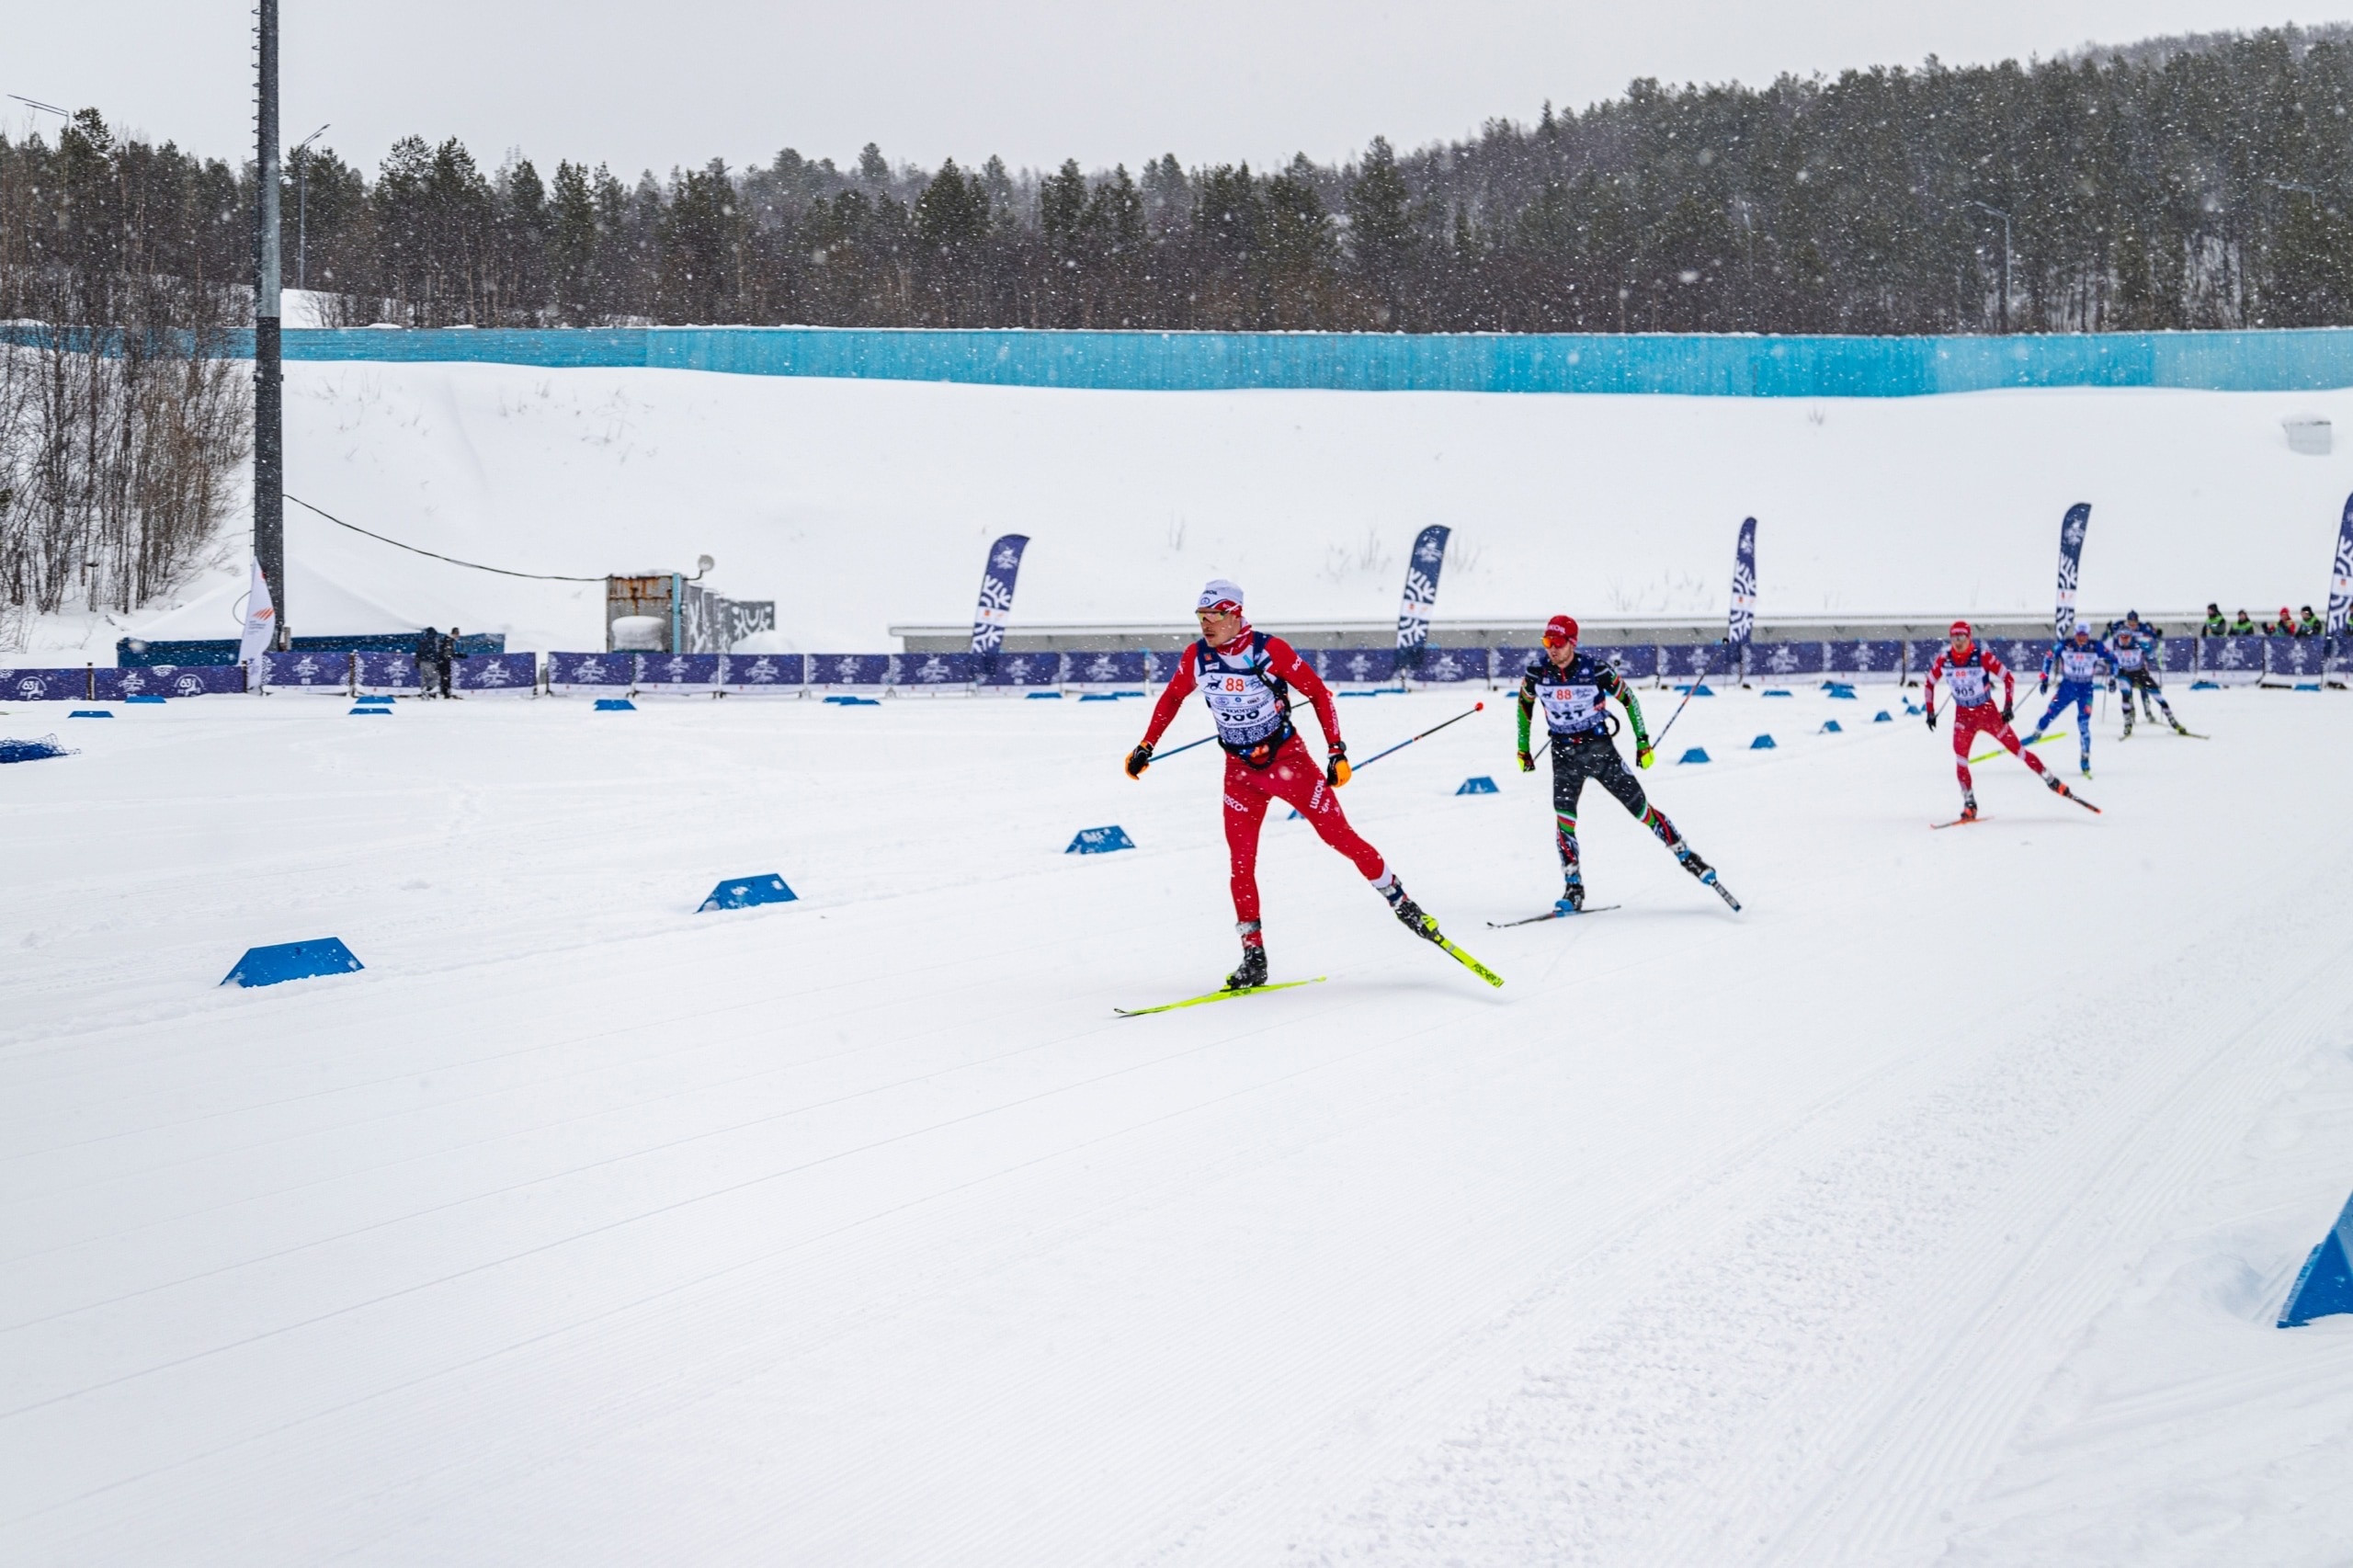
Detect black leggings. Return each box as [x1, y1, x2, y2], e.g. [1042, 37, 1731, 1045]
[1549, 733, 1680, 875]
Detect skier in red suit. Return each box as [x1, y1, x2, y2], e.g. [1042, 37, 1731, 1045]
[1127, 578, 1452, 990]
[1923, 619, 2088, 821]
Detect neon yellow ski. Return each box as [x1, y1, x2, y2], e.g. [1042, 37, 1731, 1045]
[1115, 977, 1326, 1017]
[1432, 934, 1506, 988]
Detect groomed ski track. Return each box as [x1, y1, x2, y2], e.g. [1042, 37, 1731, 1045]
[3, 686, 2350, 1564]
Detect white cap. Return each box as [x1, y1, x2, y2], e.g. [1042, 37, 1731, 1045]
[2074, 619, 2090, 634]
[1197, 578, 1245, 612]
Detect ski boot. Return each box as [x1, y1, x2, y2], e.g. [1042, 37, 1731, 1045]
[1553, 877, 1586, 916]
[1381, 879, 1445, 946]
[1958, 792, 1979, 823]
[1675, 842, 1744, 911]
[1224, 923, 1268, 992]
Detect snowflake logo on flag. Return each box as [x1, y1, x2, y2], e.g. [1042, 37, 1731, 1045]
[993, 544, 1021, 572]
[2063, 516, 2086, 549]
[1415, 536, 1445, 564]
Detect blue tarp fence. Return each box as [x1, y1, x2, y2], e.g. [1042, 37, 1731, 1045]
[77, 324, 2353, 397]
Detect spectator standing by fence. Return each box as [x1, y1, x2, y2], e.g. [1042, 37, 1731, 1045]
[439, 628, 462, 698]
[2203, 604, 2228, 636]
[2231, 609, 2257, 634]
[2298, 606, 2325, 637]
[413, 627, 442, 699]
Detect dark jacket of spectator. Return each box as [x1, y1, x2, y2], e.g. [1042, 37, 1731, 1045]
[2201, 605, 2227, 636]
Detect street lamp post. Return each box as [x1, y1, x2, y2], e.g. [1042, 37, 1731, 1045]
[1968, 200, 2013, 334]
[292, 123, 329, 293]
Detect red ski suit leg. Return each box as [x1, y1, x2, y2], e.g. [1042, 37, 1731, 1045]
[1222, 733, 1387, 925]
[1950, 702, 2046, 791]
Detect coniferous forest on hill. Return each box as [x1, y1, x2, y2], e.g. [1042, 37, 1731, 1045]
[12, 24, 2353, 343]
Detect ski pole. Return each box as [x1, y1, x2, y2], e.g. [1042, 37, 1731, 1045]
[1649, 641, 1724, 752]
[1152, 733, 1219, 761]
[1351, 701, 1485, 772]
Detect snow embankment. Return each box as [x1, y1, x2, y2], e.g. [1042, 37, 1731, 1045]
[17, 364, 2347, 658]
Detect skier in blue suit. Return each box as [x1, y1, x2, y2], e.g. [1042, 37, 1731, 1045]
[2025, 621, 2113, 777]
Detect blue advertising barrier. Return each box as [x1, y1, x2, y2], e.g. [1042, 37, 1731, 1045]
[1405, 647, 1490, 683]
[0, 667, 91, 700]
[96, 665, 244, 699]
[222, 937, 364, 988]
[2266, 635, 2329, 682]
[1905, 641, 1948, 682]
[722, 652, 806, 691]
[549, 652, 635, 690]
[455, 652, 539, 693]
[1989, 638, 2048, 678]
[2160, 635, 2197, 674]
[1828, 640, 1905, 679]
[2279, 1189, 2353, 1327]
[809, 653, 892, 687]
[1064, 650, 1150, 687]
[1314, 648, 1401, 685]
[894, 652, 975, 689]
[1747, 641, 1826, 679]
[1066, 824, 1136, 854]
[1662, 643, 1724, 684]
[1598, 644, 1661, 681]
[980, 652, 1063, 687]
[355, 652, 420, 691]
[698, 873, 798, 912]
[263, 650, 350, 691]
[2200, 634, 2266, 684]
[635, 653, 720, 693]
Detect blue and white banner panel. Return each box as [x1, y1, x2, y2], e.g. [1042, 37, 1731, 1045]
[894, 652, 977, 690]
[1313, 648, 1400, 685]
[548, 652, 635, 690]
[1405, 647, 1491, 684]
[809, 654, 892, 687]
[2159, 635, 2197, 675]
[0, 667, 91, 700]
[2199, 634, 2266, 684]
[720, 653, 806, 692]
[1063, 651, 1149, 687]
[455, 653, 540, 694]
[635, 653, 721, 693]
[1663, 643, 1726, 684]
[1745, 641, 1825, 679]
[1595, 643, 1661, 681]
[355, 652, 422, 692]
[1987, 638, 2048, 679]
[1827, 640, 1906, 680]
[2266, 636, 2329, 681]
[978, 652, 1063, 688]
[96, 665, 244, 699]
[264, 651, 350, 692]
[1905, 640, 1948, 680]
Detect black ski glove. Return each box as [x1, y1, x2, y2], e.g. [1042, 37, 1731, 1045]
[1124, 743, 1153, 779]
[2002, 699, 2014, 722]
[1925, 707, 1938, 732]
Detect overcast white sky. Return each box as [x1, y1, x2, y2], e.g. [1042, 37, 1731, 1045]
[10, 1, 2338, 180]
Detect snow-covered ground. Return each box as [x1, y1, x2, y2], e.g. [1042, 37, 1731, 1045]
[5, 681, 2350, 1564]
[17, 364, 2353, 656]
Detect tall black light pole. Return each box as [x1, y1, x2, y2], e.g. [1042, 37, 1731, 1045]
[254, 0, 286, 645]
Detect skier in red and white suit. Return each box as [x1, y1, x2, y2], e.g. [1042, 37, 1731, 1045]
[1922, 619, 2082, 820]
[1126, 579, 1450, 990]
